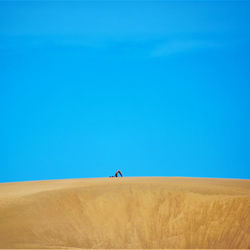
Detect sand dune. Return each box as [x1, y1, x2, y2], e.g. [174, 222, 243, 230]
[0, 177, 250, 249]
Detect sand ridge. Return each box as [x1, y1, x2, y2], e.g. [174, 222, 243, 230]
[0, 177, 250, 249]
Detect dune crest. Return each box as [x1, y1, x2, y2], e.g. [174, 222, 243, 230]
[0, 177, 250, 249]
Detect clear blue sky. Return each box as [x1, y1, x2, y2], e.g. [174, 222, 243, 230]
[0, 1, 250, 182]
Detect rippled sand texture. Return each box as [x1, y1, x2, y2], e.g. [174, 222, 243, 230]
[0, 177, 249, 249]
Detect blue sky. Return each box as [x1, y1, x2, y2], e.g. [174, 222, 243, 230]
[0, 1, 250, 182]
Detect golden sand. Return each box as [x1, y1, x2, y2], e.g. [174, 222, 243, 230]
[0, 177, 249, 249]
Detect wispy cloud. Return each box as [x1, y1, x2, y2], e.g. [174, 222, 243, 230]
[151, 39, 221, 57]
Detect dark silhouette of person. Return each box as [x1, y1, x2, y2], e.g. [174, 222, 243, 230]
[115, 170, 123, 177]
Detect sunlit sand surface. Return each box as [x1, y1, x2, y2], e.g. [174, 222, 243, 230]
[0, 177, 250, 249]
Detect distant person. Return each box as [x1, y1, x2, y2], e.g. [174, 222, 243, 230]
[110, 170, 123, 177]
[115, 170, 123, 177]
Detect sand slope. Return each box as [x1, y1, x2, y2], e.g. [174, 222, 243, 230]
[0, 177, 250, 249]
